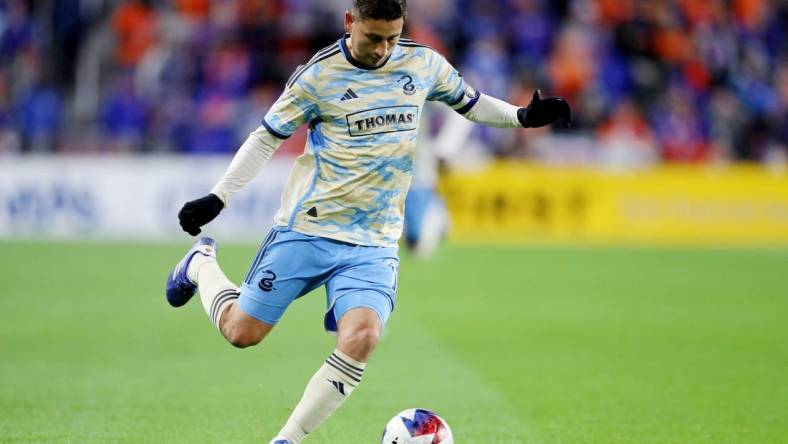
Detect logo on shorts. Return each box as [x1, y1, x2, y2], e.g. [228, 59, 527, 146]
[258, 270, 277, 292]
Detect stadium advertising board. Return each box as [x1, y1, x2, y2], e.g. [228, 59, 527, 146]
[3, 158, 787, 244]
[0, 156, 288, 241]
[440, 163, 788, 245]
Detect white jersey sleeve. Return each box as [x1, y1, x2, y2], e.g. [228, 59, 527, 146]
[210, 126, 285, 206]
[425, 49, 520, 127]
[209, 66, 321, 206]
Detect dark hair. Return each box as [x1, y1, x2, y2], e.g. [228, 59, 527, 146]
[353, 0, 407, 21]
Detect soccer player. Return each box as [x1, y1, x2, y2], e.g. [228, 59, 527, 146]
[165, 1, 571, 442]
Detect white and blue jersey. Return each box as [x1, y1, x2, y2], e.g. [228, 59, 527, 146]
[264, 34, 480, 247]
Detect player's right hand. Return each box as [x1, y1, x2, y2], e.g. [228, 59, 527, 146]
[178, 193, 224, 236]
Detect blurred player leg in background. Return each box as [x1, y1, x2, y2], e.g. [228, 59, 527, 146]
[405, 102, 475, 258]
[403, 186, 448, 257]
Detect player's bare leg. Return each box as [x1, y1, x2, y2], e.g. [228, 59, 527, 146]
[272, 308, 381, 443]
[186, 243, 276, 347]
[166, 237, 274, 347]
[218, 303, 273, 348]
[335, 307, 382, 361]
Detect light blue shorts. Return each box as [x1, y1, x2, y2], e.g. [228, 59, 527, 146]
[237, 227, 399, 332]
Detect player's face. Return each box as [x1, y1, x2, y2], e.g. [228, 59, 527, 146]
[344, 11, 404, 68]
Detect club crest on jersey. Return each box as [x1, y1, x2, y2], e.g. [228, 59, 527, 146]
[398, 75, 417, 96]
[346, 105, 419, 137]
[465, 85, 478, 99]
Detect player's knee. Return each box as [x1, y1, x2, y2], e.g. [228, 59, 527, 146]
[339, 324, 380, 356]
[223, 323, 265, 349]
[220, 304, 272, 349]
[226, 329, 262, 348]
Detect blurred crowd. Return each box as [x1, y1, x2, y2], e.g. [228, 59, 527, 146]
[1, 0, 787, 165]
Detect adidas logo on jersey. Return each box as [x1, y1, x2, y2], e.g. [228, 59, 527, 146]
[340, 88, 359, 101]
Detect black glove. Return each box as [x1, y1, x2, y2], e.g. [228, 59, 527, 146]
[178, 193, 224, 236]
[517, 89, 572, 128]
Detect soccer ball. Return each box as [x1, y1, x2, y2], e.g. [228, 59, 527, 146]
[381, 408, 454, 444]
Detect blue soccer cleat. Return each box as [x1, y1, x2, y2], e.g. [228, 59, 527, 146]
[166, 237, 217, 307]
[269, 438, 292, 444]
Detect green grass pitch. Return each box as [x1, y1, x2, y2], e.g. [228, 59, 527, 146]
[1, 241, 786, 443]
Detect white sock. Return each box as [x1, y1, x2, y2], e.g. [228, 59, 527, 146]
[188, 254, 238, 329]
[277, 349, 367, 443]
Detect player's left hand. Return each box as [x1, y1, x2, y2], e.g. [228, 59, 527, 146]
[517, 89, 572, 128]
[178, 193, 224, 236]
